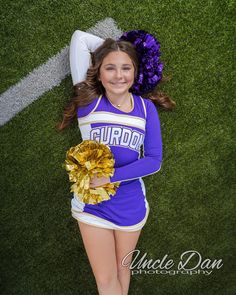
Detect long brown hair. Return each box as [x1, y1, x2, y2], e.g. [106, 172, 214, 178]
[56, 38, 176, 131]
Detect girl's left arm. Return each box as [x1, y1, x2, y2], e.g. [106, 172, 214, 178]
[110, 100, 163, 183]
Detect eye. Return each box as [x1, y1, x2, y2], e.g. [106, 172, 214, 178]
[105, 67, 131, 71]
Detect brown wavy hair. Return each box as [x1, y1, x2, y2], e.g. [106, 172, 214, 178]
[56, 38, 176, 131]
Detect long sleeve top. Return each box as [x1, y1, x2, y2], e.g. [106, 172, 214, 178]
[70, 30, 163, 185]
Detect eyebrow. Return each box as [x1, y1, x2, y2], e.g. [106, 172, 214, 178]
[104, 64, 132, 66]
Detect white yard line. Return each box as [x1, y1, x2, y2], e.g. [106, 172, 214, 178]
[0, 17, 122, 126]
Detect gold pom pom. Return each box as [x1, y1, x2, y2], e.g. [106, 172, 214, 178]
[63, 140, 120, 204]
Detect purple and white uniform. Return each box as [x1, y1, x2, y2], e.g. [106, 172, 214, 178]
[69, 30, 163, 231]
[71, 92, 163, 231]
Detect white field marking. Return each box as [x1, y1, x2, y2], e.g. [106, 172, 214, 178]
[0, 17, 123, 126]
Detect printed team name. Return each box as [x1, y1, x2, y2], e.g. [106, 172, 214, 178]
[90, 126, 144, 151]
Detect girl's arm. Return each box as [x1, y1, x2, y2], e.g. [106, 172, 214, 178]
[110, 100, 163, 183]
[69, 30, 104, 85]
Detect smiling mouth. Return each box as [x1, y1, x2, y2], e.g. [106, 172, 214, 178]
[111, 82, 126, 85]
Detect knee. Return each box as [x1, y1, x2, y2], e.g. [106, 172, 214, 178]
[117, 260, 131, 274]
[117, 254, 133, 271]
[95, 273, 118, 288]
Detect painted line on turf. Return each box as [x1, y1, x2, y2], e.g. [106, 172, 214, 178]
[0, 17, 123, 126]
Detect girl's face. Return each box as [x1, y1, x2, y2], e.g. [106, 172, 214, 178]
[99, 51, 135, 97]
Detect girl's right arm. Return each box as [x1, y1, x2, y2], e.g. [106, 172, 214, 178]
[109, 100, 163, 183]
[69, 30, 104, 85]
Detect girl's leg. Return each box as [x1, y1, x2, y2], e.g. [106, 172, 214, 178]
[114, 229, 142, 295]
[77, 221, 122, 295]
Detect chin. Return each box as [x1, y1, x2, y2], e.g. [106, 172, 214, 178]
[108, 86, 131, 93]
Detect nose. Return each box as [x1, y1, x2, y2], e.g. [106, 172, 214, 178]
[115, 69, 123, 79]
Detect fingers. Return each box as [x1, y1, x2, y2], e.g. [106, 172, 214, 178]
[90, 179, 97, 188]
[90, 174, 98, 188]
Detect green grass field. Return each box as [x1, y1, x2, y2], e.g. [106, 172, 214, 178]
[0, 0, 235, 294]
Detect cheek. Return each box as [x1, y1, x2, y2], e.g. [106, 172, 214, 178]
[129, 69, 135, 80]
[99, 77, 106, 85]
[128, 73, 135, 83]
[100, 72, 111, 83]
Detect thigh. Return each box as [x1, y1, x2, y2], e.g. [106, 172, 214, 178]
[114, 229, 142, 271]
[77, 221, 118, 280]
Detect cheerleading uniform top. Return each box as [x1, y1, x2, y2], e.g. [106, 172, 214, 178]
[71, 92, 163, 231]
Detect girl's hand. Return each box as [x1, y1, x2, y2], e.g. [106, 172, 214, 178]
[89, 174, 110, 188]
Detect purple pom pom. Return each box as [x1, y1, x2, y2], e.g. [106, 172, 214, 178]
[117, 30, 163, 95]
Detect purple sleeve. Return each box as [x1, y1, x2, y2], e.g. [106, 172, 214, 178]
[110, 100, 163, 183]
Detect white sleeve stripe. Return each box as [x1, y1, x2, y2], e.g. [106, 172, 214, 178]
[139, 96, 147, 119]
[91, 95, 102, 113]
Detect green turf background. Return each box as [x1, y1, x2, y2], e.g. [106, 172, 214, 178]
[0, 0, 235, 294]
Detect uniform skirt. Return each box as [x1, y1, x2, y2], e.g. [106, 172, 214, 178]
[71, 178, 150, 232]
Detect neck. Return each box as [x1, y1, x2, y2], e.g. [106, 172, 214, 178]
[105, 91, 130, 104]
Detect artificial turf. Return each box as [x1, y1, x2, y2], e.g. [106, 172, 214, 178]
[0, 0, 235, 294]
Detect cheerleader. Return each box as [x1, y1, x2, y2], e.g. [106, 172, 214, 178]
[57, 29, 175, 295]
